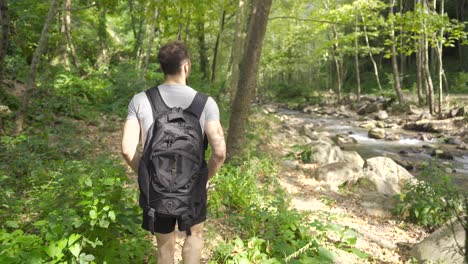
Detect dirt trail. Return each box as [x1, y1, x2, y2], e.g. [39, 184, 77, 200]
[265, 110, 428, 263]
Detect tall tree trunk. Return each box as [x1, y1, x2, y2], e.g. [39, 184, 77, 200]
[331, 25, 342, 100]
[96, 5, 109, 67]
[142, 6, 159, 79]
[63, 0, 79, 69]
[228, 0, 248, 104]
[362, 16, 382, 91]
[211, 9, 226, 83]
[197, 19, 209, 81]
[416, 0, 424, 106]
[0, 0, 9, 81]
[177, 7, 183, 41]
[354, 15, 361, 101]
[390, 0, 405, 104]
[184, 4, 191, 44]
[422, 0, 434, 114]
[15, 0, 58, 134]
[226, 0, 272, 160]
[437, 0, 445, 114]
[128, 0, 145, 59]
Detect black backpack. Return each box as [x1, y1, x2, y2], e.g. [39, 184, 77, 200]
[138, 87, 208, 235]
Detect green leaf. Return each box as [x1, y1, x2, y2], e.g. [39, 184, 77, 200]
[84, 254, 95, 261]
[348, 248, 370, 259]
[5, 220, 19, 228]
[89, 210, 97, 219]
[317, 247, 336, 262]
[68, 242, 81, 258]
[84, 178, 92, 187]
[108, 210, 116, 221]
[99, 219, 110, 228]
[68, 233, 82, 246]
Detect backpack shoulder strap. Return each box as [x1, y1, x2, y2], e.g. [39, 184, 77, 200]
[145, 86, 169, 119]
[185, 92, 208, 120]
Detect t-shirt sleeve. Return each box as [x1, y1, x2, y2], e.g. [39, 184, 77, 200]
[127, 96, 138, 120]
[204, 97, 220, 122]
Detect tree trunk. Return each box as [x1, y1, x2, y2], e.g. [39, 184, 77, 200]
[331, 25, 342, 100]
[354, 15, 361, 101]
[390, 0, 405, 104]
[96, 5, 109, 67]
[422, 0, 434, 114]
[63, 0, 79, 69]
[128, 0, 145, 59]
[0, 0, 9, 80]
[229, 0, 248, 104]
[362, 17, 382, 91]
[226, 0, 272, 160]
[184, 7, 191, 44]
[437, 0, 445, 114]
[211, 8, 226, 84]
[197, 19, 209, 81]
[15, 0, 58, 134]
[142, 6, 159, 79]
[416, 0, 424, 106]
[177, 7, 183, 41]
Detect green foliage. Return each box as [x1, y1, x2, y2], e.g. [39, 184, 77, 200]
[0, 125, 153, 263]
[394, 164, 464, 230]
[285, 144, 313, 163]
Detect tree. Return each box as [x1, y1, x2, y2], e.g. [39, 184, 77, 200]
[389, 0, 405, 104]
[226, 0, 272, 160]
[142, 5, 159, 78]
[63, 0, 79, 69]
[210, 7, 226, 83]
[15, 0, 58, 134]
[0, 0, 8, 80]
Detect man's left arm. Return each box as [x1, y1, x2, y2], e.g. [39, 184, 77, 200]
[122, 119, 141, 173]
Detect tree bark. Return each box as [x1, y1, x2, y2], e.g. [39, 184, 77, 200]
[96, 4, 109, 67]
[197, 19, 209, 81]
[354, 15, 361, 101]
[0, 0, 9, 80]
[437, 0, 445, 114]
[362, 16, 382, 91]
[128, 0, 145, 59]
[389, 0, 405, 104]
[63, 0, 79, 69]
[15, 0, 58, 134]
[177, 7, 183, 41]
[330, 25, 342, 100]
[211, 8, 226, 83]
[416, 0, 424, 106]
[226, 0, 272, 160]
[422, 0, 434, 114]
[142, 6, 159, 79]
[228, 0, 248, 104]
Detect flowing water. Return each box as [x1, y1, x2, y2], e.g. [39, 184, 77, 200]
[277, 108, 468, 190]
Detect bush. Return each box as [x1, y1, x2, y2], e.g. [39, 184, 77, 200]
[394, 164, 464, 230]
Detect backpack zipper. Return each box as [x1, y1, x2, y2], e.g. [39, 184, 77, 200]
[171, 156, 177, 192]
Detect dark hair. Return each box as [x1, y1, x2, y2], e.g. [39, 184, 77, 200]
[157, 41, 190, 75]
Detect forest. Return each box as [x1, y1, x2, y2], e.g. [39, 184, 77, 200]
[0, 0, 467, 263]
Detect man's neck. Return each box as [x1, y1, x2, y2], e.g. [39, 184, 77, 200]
[163, 75, 186, 86]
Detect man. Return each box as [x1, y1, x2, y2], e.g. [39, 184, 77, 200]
[121, 41, 226, 264]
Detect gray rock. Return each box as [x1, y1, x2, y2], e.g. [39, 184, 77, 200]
[362, 157, 414, 196]
[446, 137, 463, 145]
[418, 111, 432, 120]
[342, 151, 365, 168]
[281, 160, 299, 170]
[375, 110, 389, 120]
[410, 221, 465, 263]
[385, 132, 401, 141]
[359, 122, 376, 129]
[456, 143, 468, 150]
[360, 192, 396, 218]
[331, 134, 358, 146]
[300, 123, 315, 138]
[316, 162, 363, 191]
[368, 128, 386, 139]
[309, 140, 344, 165]
[357, 102, 381, 115]
[408, 105, 424, 115]
[430, 149, 454, 160]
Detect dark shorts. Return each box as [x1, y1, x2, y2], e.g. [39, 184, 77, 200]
[141, 205, 207, 234]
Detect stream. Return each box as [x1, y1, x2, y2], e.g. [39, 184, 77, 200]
[277, 108, 468, 191]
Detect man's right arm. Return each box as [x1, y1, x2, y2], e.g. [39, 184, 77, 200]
[205, 120, 226, 180]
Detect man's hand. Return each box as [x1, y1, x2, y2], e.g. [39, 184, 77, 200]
[205, 120, 226, 180]
[121, 119, 141, 173]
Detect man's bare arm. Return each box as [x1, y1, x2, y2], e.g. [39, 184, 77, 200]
[205, 120, 226, 180]
[121, 119, 141, 173]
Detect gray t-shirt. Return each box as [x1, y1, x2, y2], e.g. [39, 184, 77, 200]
[126, 84, 220, 144]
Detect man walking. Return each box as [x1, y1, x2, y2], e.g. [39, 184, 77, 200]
[121, 41, 226, 264]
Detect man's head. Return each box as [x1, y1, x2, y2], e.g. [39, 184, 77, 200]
[157, 41, 190, 79]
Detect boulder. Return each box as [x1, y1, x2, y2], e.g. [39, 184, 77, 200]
[385, 132, 401, 141]
[331, 134, 358, 146]
[403, 120, 449, 133]
[309, 140, 344, 165]
[359, 122, 376, 129]
[362, 157, 414, 196]
[375, 121, 385, 128]
[0, 105, 11, 116]
[375, 110, 389, 120]
[408, 105, 424, 115]
[430, 149, 454, 160]
[410, 221, 465, 264]
[342, 151, 365, 168]
[316, 162, 363, 191]
[300, 123, 316, 138]
[446, 137, 463, 145]
[418, 111, 432, 120]
[368, 128, 386, 139]
[357, 102, 381, 115]
[360, 192, 396, 218]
